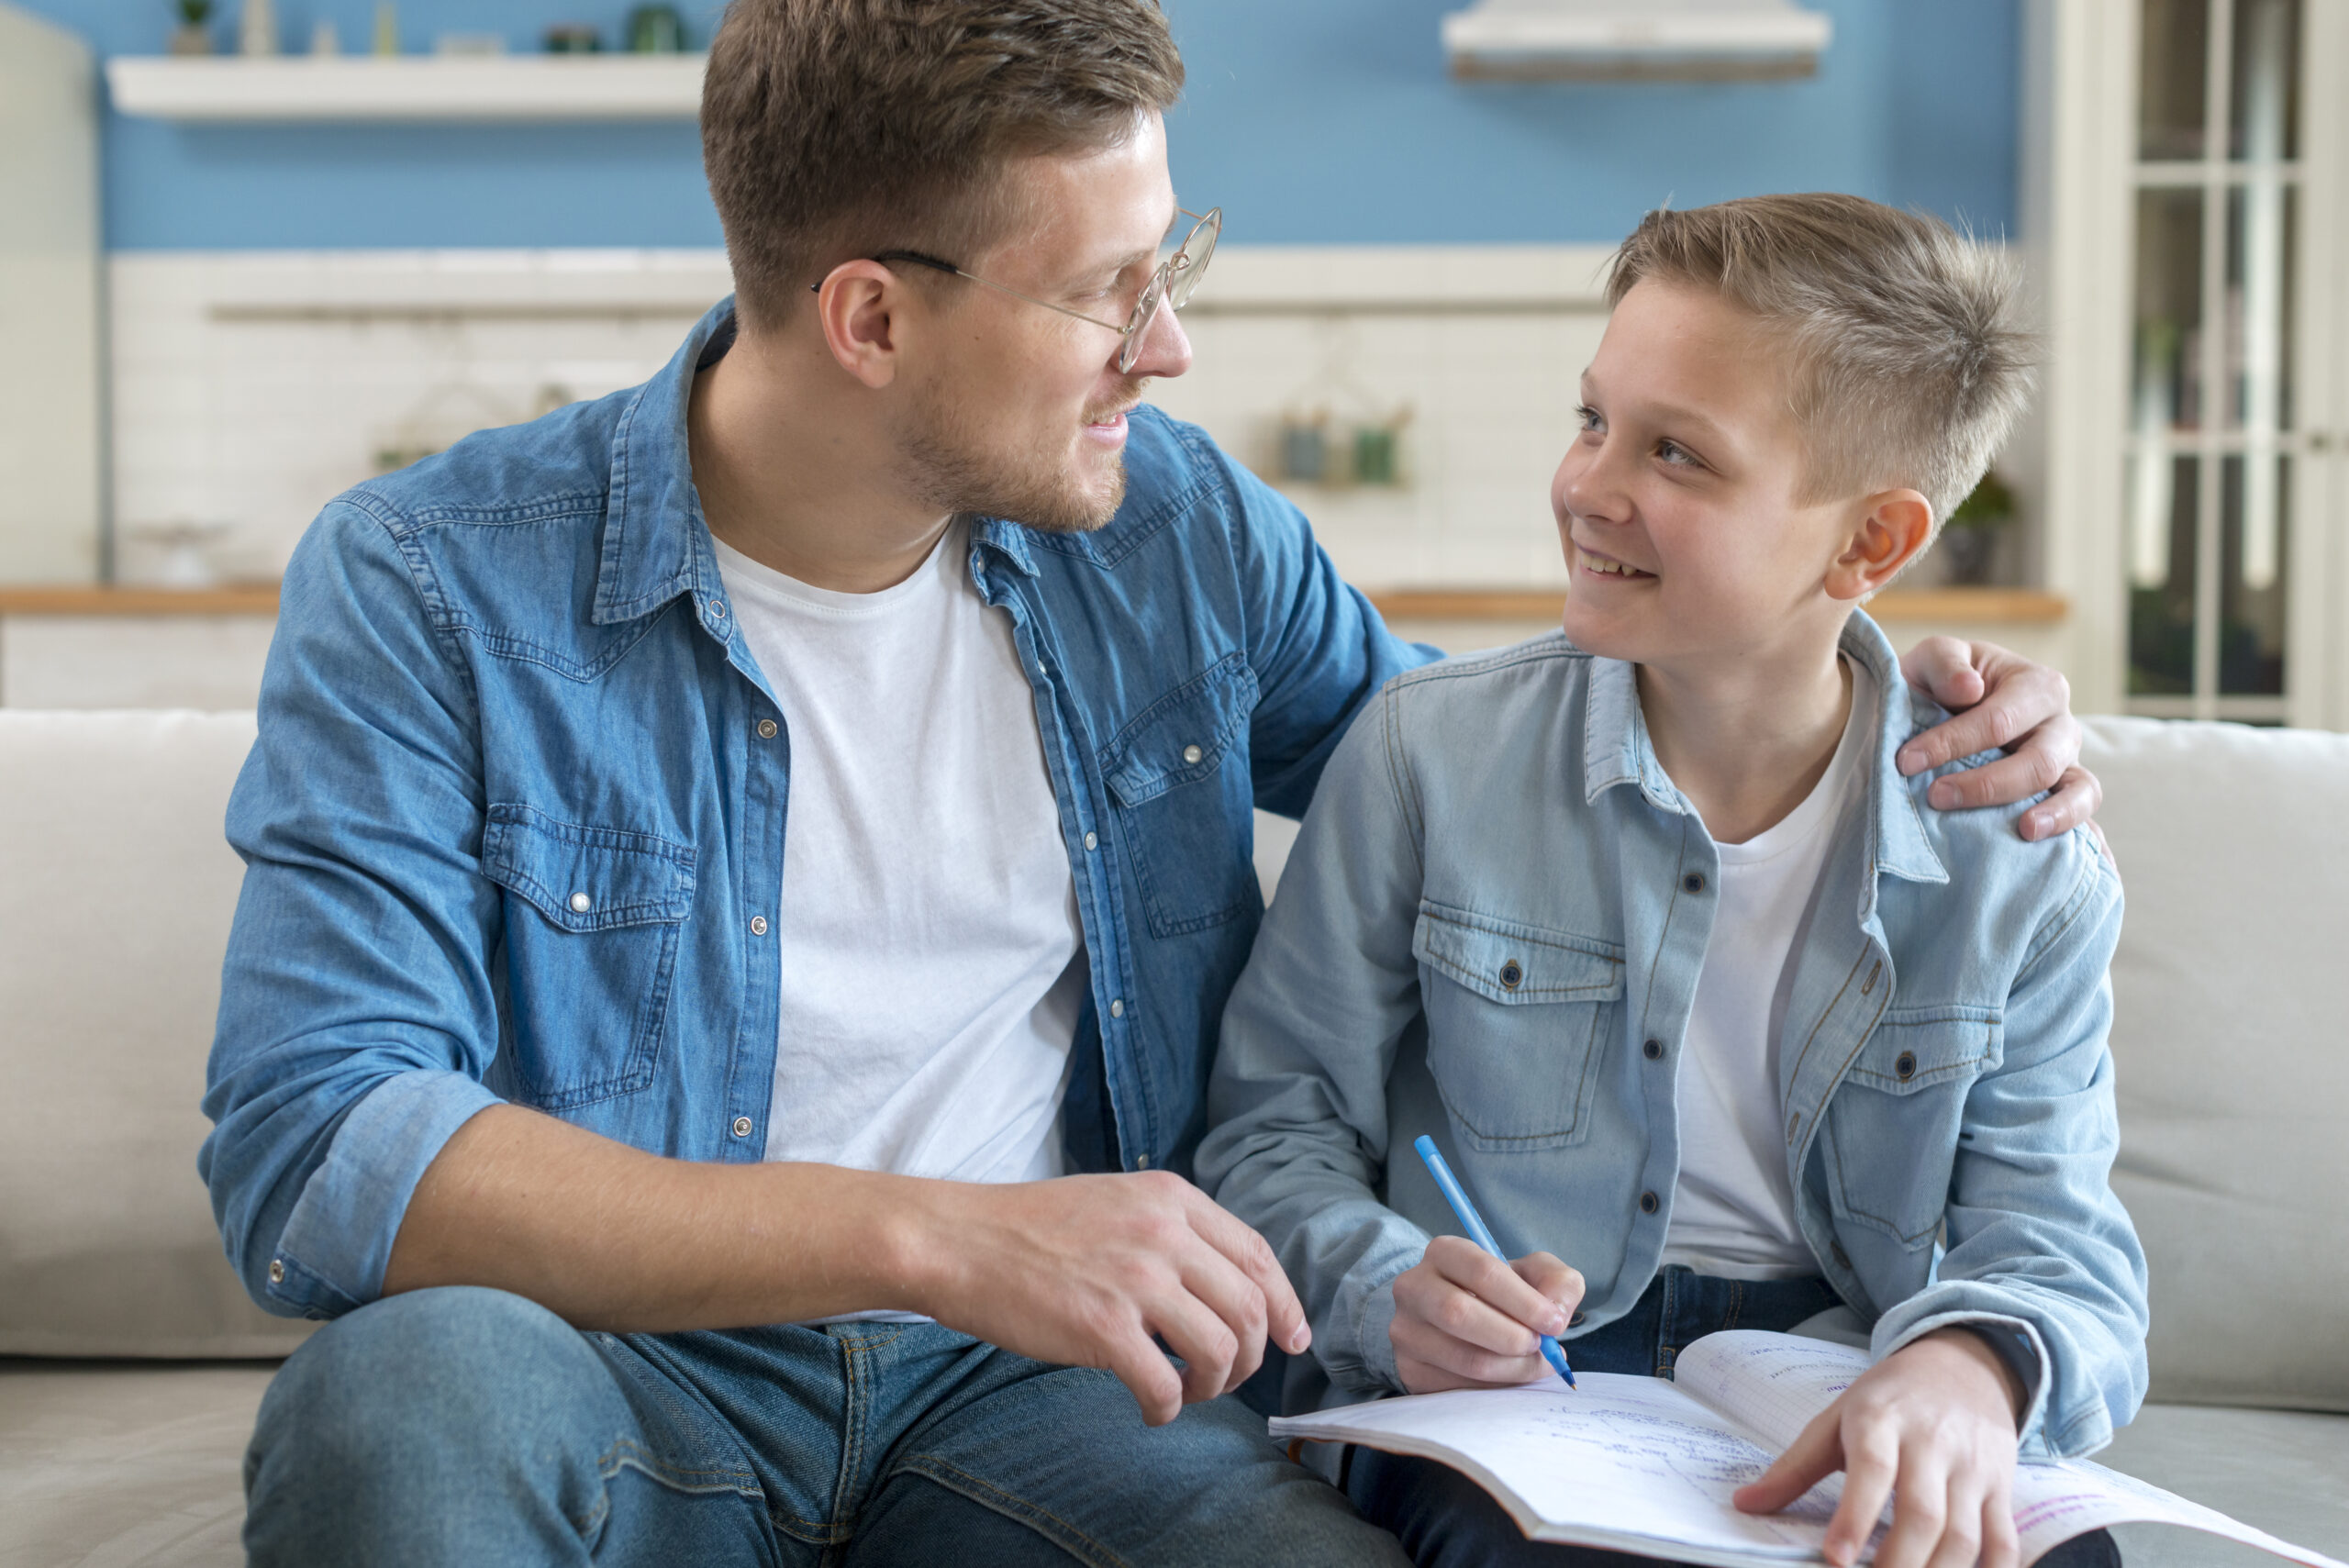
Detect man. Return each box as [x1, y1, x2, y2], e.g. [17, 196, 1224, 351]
[200, 2, 2101, 1562]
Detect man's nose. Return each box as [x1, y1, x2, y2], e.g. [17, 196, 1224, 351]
[1124, 295, 1193, 382]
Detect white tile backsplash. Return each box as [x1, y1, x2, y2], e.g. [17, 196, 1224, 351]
[108, 245, 1616, 589]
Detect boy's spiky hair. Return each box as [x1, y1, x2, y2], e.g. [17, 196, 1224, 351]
[1607, 194, 2037, 528]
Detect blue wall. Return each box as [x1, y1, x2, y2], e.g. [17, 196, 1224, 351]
[14, 0, 2016, 251]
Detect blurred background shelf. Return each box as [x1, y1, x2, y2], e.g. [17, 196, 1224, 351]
[105, 55, 707, 122]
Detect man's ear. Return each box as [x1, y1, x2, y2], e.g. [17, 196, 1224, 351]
[1825, 489, 1935, 603]
[809, 261, 911, 390]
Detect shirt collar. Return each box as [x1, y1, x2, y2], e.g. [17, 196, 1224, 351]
[1581, 610, 1949, 890]
[592, 298, 735, 627]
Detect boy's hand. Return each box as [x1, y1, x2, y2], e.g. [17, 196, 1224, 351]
[1390, 1236, 1583, 1393]
[1734, 1328, 2028, 1568]
[1895, 636, 2104, 849]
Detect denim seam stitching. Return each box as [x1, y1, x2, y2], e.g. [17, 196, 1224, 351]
[885, 1455, 1132, 1568]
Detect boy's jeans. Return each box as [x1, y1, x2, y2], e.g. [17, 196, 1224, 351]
[243, 1285, 1408, 1567]
[1346, 1267, 2122, 1568]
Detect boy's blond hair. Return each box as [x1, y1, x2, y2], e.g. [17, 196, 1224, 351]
[1607, 194, 2034, 528]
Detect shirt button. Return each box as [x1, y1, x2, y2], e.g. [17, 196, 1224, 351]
[569, 891, 592, 914]
[1682, 872, 1707, 895]
[1642, 1037, 1664, 1061]
[1109, 998, 1125, 1018]
[750, 916, 768, 936]
[1498, 961, 1523, 990]
[1182, 744, 1203, 765]
[709, 601, 727, 618]
[1084, 832, 1097, 851]
[1136, 1154, 1152, 1170]
[267, 1259, 285, 1285]
[1895, 1051, 1918, 1081]
[1569, 1309, 1587, 1328]
[757, 719, 777, 739]
[1639, 1190, 1660, 1216]
[731, 1116, 752, 1138]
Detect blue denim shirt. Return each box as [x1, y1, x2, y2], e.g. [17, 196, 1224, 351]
[1197, 618, 2149, 1459]
[199, 300, 1432, 1322]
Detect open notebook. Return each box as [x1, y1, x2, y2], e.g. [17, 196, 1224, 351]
[1270, 1331, 2343, 1568]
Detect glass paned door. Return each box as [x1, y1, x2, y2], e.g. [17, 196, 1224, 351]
[2125, 0, 2305, 720]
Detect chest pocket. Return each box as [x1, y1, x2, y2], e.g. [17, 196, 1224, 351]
[481, 804, 696, 1111]
[1412, 903, 1623, 1151]
[1101, 653, 1260, 938]
[1823, 1010, 1999, 1247]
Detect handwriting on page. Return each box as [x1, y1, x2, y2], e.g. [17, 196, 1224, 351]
[1675, 1332, 1874, 1454]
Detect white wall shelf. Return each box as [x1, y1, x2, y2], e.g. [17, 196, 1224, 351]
[105, 55, 707, 122]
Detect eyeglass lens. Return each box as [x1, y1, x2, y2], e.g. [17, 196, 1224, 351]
[1116, 211, 1219, 373]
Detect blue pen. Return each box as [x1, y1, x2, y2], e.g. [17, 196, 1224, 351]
[1412, 1134, 1576, 1389]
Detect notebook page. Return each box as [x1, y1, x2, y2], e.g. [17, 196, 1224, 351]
[1271, 1373, 1854, 1566]
[2009, 1460, 2348, 1568]
[1675, 1331, 1873, 1453]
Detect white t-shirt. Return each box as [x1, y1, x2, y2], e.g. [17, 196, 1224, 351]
[1660, 659, 1876, 1280]
[712, 523, 1085, 1201]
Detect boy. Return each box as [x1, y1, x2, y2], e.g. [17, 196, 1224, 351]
[1197, 195, 2148, 1568]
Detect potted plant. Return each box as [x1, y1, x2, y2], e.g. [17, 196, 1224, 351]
[169, 0, 216, 54]
[1938, 471, 2016, 586]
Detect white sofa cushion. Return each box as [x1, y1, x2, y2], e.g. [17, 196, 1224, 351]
[2079, 717, 2349, 1412]
[0, 711, 311, 1358]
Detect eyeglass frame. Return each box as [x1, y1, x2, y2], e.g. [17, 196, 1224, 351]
[811, 206, 1220, 374]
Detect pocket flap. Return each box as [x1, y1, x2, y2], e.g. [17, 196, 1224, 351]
[1849, 1009, 2000, 1092]
[1412, 902, 1625, 1006]
[1101, 654, 1257, 807]
[482, 804, 696, 931]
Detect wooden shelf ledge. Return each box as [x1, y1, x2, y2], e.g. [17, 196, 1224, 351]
[106, 54, 707, 123]
[1367, 587, 2069, 624]
[0, 584, 283, 617]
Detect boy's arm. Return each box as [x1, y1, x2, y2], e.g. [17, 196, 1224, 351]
[1869, 839, 2148, 1460]
[1196, 685, 1433, 1395]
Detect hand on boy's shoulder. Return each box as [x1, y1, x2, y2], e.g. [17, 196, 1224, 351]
[1893, 636, 2113, 871]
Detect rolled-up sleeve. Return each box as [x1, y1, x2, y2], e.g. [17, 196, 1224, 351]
[199, 497, 506, 1318]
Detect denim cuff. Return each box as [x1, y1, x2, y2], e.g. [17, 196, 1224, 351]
[273, 1070, 506, 1315]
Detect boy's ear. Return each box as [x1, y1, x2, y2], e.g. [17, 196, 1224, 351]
[1825, 489, 1934, 603]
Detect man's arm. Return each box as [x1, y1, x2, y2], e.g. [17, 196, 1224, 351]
[1896, 636, 2102, 842]
[384, 1104, 1308, 1426]
[201, 499, 1302, 1426]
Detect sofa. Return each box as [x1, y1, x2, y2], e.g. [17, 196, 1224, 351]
[1, 708, 2343, 1567]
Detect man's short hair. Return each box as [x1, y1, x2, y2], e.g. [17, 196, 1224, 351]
[1606, 194, 2035, 527]
[703, 0, 1185, 332]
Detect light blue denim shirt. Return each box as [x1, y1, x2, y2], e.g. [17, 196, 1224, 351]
[1197, 617, 2148, 1459]
[199, 300, 1433, 1322]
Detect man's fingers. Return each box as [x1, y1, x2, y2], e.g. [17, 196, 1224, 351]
[2018, 764, 2103, 843]
[1429, 1237, 1569, 1338]
[1146, 1287, 1241, 1408]
[1174, 1248, 1271, 1395]
[1733, 1407, 1841, 1516]
[1105, 1330, 1185, 1427]
[1897, 634, 1987, 721]
[1185, 1191, 1311, 1354]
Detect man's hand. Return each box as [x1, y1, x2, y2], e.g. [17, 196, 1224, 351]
[1734, 1328, 2028, 1568]
[1895, 636, 2103, 846]
[1389, 1236, 1584, 1394]
[907, 1171, 1310, 1428]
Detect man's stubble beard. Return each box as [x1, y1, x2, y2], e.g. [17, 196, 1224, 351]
[899, 378, 1140, 535]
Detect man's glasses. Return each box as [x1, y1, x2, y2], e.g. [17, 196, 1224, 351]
[820, 207, 1220, 375]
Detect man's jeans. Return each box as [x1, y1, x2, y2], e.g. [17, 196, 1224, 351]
[244, 1286, 1408, 1566]
[1346, 1267, 2123, 1568]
